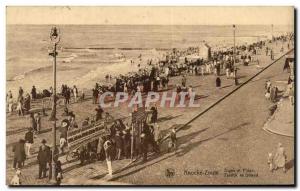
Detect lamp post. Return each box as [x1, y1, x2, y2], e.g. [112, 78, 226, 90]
[49, 26, 60, 180]
[233, 24, 238, 86]
[271, 24, 274, 41]
[233, 24, 236, 66]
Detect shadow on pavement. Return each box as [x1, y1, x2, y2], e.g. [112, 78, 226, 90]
[176, 122, 250, 157]
[157, 114, 183, 123]
[285, 159, 294, 171]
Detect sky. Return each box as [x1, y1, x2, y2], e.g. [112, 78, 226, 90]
[6, 6, 294, 25]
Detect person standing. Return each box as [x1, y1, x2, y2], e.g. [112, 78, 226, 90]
[150, 104, 158, 124]
[234, 67, 238, 86]
[30, 113, 37, 133]
[8, 93, 13, 115]
[12, 139, 26, 169]
[55, 160, 63, 185]
[140, 133, 148, 162]
[16, 96, 24, 116]
[274, 143, 287, 173]
[31, 86, 37, 100]
[73, 85, 78, 103]
[18, 87, 24, 99]
[34, 112, 41, 133]
[96, 136, 105, 161]
[122, 129, 131, 159]
[115, 131, 123, 160]
[37, 139, 51, 179]
[216, 77, 221, 88]
[104, 140, 113, 177]
[24, 128, 34, 157]
[95, 105, 104, 121]
[181, 74, 187, 87]
[168, 128, 177, 153]
[270, 49, 274, 60]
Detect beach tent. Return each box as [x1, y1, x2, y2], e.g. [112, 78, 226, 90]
[198, 43, 211, 60]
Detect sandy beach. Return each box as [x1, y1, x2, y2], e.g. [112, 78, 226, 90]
[6, 24, 293, 96]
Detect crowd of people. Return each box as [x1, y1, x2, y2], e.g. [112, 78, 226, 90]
[8, 33, 294, 184]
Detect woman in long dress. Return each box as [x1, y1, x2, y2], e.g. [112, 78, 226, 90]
[274, 143, 287, 172]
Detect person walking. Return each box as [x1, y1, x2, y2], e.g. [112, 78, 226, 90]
[104, 140, 113, 177]
[12, 139, 26, 169]
[24, 128, 34, 157]
[37, 139, 51, 179]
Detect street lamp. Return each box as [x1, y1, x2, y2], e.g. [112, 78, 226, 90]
[271, 24, 274, 41]
[49, 26, 60, 180]
[233, 24, 236, 66]
[233, 24, 238, 86]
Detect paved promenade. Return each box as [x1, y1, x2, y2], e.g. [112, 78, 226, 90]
[6, 41, 293, 185]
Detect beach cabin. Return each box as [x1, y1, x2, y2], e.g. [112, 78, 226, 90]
[178, 43, 212, 63]
[198, 43, 211, 60]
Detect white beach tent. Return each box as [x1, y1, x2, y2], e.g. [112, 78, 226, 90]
[198, 43, 211, 60]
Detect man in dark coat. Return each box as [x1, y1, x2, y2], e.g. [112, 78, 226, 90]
[24, 128, 34, 157]
[216, 77, 221, 88]
[37, 139, 51, 179]
[95, 105, 104, 121]
[150, 105, 158, 124]
[31, 86, 37, 100]
[122, 129, 131, 159]
[140, 133, 148, 162]
[114, 131, 123, 160]
[12, 139, 26, 169]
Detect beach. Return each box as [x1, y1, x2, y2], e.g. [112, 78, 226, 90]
[6, 24, 293, 96]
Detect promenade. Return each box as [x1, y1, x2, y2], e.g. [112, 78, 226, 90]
[6, 40, 293, 185]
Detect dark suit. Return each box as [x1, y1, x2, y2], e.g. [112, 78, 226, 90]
[24, 132, 34, 144]
[12, 142, 26, 169]
[37, 145, 50, 178]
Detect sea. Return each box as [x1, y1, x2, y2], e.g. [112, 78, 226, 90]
[6, 24, 293, 96]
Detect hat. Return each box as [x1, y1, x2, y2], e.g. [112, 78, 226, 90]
[16, 169, 21, 176]
[61, 119, 70, 128]
[41, 139, 47, 144]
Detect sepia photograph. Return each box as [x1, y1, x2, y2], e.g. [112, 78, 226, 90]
[5, 6, 295, 186]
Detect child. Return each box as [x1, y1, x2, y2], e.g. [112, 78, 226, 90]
[267, 153, 274, 172]
[10, 169, 21, 185]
